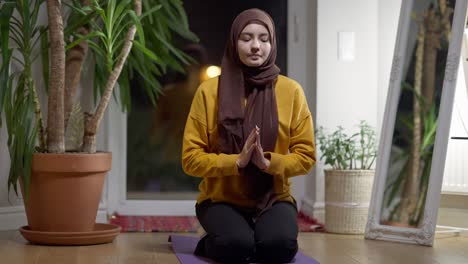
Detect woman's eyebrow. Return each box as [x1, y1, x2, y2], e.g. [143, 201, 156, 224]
[239, 32, 269, 37]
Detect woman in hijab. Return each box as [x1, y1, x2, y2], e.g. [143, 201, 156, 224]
[182, 8, 316, 264]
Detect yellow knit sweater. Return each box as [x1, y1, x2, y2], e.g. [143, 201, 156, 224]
[182, 75, 316, 207]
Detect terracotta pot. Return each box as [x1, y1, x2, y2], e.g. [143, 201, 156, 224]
[21, 152, 112, 232]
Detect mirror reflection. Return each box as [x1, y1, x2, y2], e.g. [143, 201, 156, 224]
[380, 0, 456, 227]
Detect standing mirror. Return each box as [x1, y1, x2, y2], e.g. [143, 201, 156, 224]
[365, 0, 468, 245]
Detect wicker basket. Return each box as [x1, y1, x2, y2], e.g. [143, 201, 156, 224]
[325, 170, 375, 234]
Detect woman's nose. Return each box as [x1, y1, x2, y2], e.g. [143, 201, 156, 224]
[251, 40, 260, 52]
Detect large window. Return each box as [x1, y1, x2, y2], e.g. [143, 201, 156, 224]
[126, 0, 288, 200]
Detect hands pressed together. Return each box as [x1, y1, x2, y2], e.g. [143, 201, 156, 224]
[236, 126, 271, 170]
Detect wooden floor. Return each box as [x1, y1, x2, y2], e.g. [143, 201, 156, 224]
[1, 230, 468, 264]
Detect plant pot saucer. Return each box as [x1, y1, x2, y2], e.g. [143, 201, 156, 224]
[19, 223, 121, 246]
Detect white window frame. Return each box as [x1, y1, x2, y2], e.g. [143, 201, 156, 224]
[105, 0, 311, 217]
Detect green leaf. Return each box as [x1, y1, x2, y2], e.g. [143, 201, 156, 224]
[153, 30, 190, 65]
[166, 19, 199, 42]
[106, 0, 116, 33]
[30, 0, 44, 30]
[93, 53, 107, 103]
[0, 1, 15, 125]
[87, 40, 107, 61]
[117, 67, 131, 112]
[172, 0, 189, 28]
[64, 17, 92, 39]
[112, 0, 132, 26]
[0, 50, 12, 122]
[132, 40, 162, 63]
[127, 10, 145, 46]
[66, 31, 106, 50]
[5, 73, 37, 200]
[140, 4, 162, 21]
[127, 54, 157, 105]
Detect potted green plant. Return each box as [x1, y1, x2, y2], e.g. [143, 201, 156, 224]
[0, 0, 196, 243]
[316, 120, 377, 234]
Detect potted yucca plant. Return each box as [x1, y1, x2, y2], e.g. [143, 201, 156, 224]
[316, 120, 377, 234]
[0, 0, 197, 244]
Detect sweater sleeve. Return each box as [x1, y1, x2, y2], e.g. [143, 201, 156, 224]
[263, 86, 316, 178]
[181, 86, 240, 178]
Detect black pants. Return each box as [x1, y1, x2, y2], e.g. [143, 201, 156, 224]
[195, 200, 298, 264]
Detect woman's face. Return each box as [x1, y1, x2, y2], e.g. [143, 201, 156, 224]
[237, 23, 271, 67]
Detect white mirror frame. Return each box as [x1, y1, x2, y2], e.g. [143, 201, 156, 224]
[365, 0, 468, 246]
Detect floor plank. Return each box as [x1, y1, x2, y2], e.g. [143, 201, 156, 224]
[2, 230, 468, 264]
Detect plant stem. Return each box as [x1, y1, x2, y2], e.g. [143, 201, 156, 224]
[46, 0, 65, 153]
[81, 0, 142, 153]
[399, 22, 425, 225]
[64, 0, 90, 131]
[32, 80, 46, 150]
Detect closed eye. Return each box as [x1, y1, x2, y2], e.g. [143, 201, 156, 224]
[239, 33, 252, 41]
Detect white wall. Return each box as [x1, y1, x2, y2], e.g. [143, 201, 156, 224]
[301, 0, 401, 219]
[378, 1, 402, 134]
[0, 0, 403, 227]
[304, 0, 380, 218]
[316, 0, 378, 131]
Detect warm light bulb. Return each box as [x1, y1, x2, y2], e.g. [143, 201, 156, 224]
[206, 65, 221, 78]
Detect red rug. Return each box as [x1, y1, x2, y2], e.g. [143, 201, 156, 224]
[110, 212, 325, 233]
[109, 214, 200, 232]
[297, 211, 326, 232]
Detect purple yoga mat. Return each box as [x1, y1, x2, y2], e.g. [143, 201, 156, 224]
[169, 235, 320, 264]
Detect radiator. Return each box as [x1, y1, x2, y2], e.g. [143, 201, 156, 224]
[441, 52, 468, 194]
[442, 138, 468, 193]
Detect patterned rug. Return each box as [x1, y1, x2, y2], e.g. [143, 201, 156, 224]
[110, 214, 200, 232]
[297, 211, 326, 232]
[110, 211, 325, 233]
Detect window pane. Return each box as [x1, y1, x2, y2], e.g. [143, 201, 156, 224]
[127, 0, 287, 200]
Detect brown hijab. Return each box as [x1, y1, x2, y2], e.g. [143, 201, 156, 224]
[218, 9, 280, 202]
